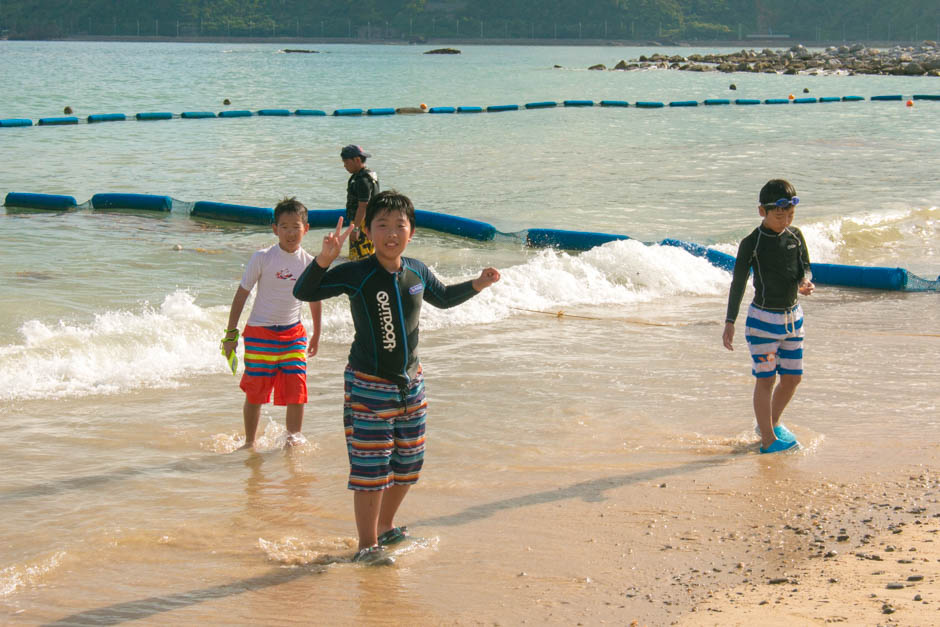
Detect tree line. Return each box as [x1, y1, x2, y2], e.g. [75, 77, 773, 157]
[2, 1, 937, 43]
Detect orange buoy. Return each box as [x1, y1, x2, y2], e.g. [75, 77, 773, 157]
[906, 100, 914, 107]
[788, 94, 795, 100]
[420, 103, 428, 110]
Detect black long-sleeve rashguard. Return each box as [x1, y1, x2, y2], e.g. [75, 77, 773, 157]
[293, 255, 479, 386]
[725, 225, 811, 323]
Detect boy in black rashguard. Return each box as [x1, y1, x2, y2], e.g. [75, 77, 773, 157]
[294, 190, 500, 564]
[722, 179, 815, 454]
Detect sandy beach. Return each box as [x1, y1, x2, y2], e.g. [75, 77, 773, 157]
[674, 472, 939, 626]
[411, 463, 940, 626]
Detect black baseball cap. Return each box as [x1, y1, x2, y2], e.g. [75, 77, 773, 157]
[340, 144, 371, 159]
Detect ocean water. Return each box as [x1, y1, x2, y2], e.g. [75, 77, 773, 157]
[0, 41, 938, 624]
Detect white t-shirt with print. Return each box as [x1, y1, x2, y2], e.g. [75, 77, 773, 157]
[241, 243, 313, 327]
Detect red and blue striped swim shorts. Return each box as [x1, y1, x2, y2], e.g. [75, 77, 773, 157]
[239, 322, 307, 405]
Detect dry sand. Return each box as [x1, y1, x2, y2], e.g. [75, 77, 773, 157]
[666, 470, 940, 626]
[676, 514, 938, 626]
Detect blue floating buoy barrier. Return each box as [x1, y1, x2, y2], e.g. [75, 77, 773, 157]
[457, 106, 483, 113]
[764, 98, 789, 105]
[38, 116, 79, 125]
[792, 97, 817, 104]
[525, 101, 557, 109]
[136, 112, 173, 121]
[414, 210, 496, 241]
[428, 107, 456, 114]
[819, 97, 841, 103]
[563, 100, 594, 107]
[4, 192, 78, 210]
[295, 109, 327, 116]
[91, 193, 172, 212]
[600, 100, 629, 107]
[0, 118, 33, 127]
[181, 112, 215, 119]
[912, 94, 940, 101]
[842, 96, 864, 102]
[306, 209, 347, 228]
[669, 100, 698, 107]
[87, 113, 126, 123]
[635, 102, 664, 109]
[258, 109, 290, 116]
[367, 108, 396, 115]
[659, 238, 735, 272]
[871, 95, 903, 101]
[333, 108, 363, 116]
[191, 201, 273, 225]
[487, 104, 519, 112]
[704, 99, 730, 105]
[219, 110, 252, 118]
[735, 99, 761, 105]
[526, 228, 629, 250]
[811, 263, 907, 290]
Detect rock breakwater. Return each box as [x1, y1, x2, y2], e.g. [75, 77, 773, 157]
[593, 42, 940, 76]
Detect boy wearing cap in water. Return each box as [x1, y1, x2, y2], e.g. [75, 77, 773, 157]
[341, 144, 380, 260]
[222, 197, 321, 450]
[722, 179, 815, 454]
[294, 190, 500, 564]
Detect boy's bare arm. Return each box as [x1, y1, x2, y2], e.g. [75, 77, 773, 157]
[307, 301, 322, 356]
[222, 286, 251, 356]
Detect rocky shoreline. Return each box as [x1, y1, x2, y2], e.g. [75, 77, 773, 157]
[587, 41, 940, 76]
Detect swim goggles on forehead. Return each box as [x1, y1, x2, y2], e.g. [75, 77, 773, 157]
[764, 196, 800, 209]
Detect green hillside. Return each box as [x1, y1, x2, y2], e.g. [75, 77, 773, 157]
[1, 1, 937, 43]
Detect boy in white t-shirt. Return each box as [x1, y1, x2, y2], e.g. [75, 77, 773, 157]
[221, 197, 321, 449]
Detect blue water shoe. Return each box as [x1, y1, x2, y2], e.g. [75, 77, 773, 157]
[759, 438, 800, 454]
[755, 423, 797, 442]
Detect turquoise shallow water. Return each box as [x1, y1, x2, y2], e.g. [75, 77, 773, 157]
[0, 41, 937, 624]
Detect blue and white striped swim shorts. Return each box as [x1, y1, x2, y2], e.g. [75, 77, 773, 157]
[744, 303, 804, 378]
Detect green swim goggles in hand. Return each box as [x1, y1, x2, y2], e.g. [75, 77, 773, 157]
[220, 328, 239, 375]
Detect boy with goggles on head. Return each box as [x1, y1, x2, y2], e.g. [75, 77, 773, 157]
[722, 179, 815, 454]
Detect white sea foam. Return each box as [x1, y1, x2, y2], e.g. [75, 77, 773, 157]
[0, 241, 760, 401]
[0, 551, 66, 597]
[0, 291, 225, 401]
[713, 206, 938, 266]
[422, 239, 729, 329]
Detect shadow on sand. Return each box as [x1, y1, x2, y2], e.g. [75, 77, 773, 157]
[44, 455, 734, 625]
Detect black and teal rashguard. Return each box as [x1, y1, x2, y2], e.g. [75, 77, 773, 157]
[725, 225, 811, 323]
[293, 255, 479, 386]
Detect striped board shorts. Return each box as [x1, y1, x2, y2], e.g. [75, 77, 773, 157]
[744, 303, 805, 378]
[343, 366, 427, 491]
[239, 322, 307, 405]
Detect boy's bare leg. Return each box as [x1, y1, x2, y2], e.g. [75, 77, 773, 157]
[353, 485, 409, 549]
[753, 377, 777, 449]
[771, 374, 801, 425]
[241, 401, 263, 449]
[285, 403, 304, 445]
[377, 484, 410, 536]
[354, 490, 383, 550]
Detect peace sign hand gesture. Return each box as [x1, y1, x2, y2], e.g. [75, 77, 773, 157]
[316, 217, 356, 268]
